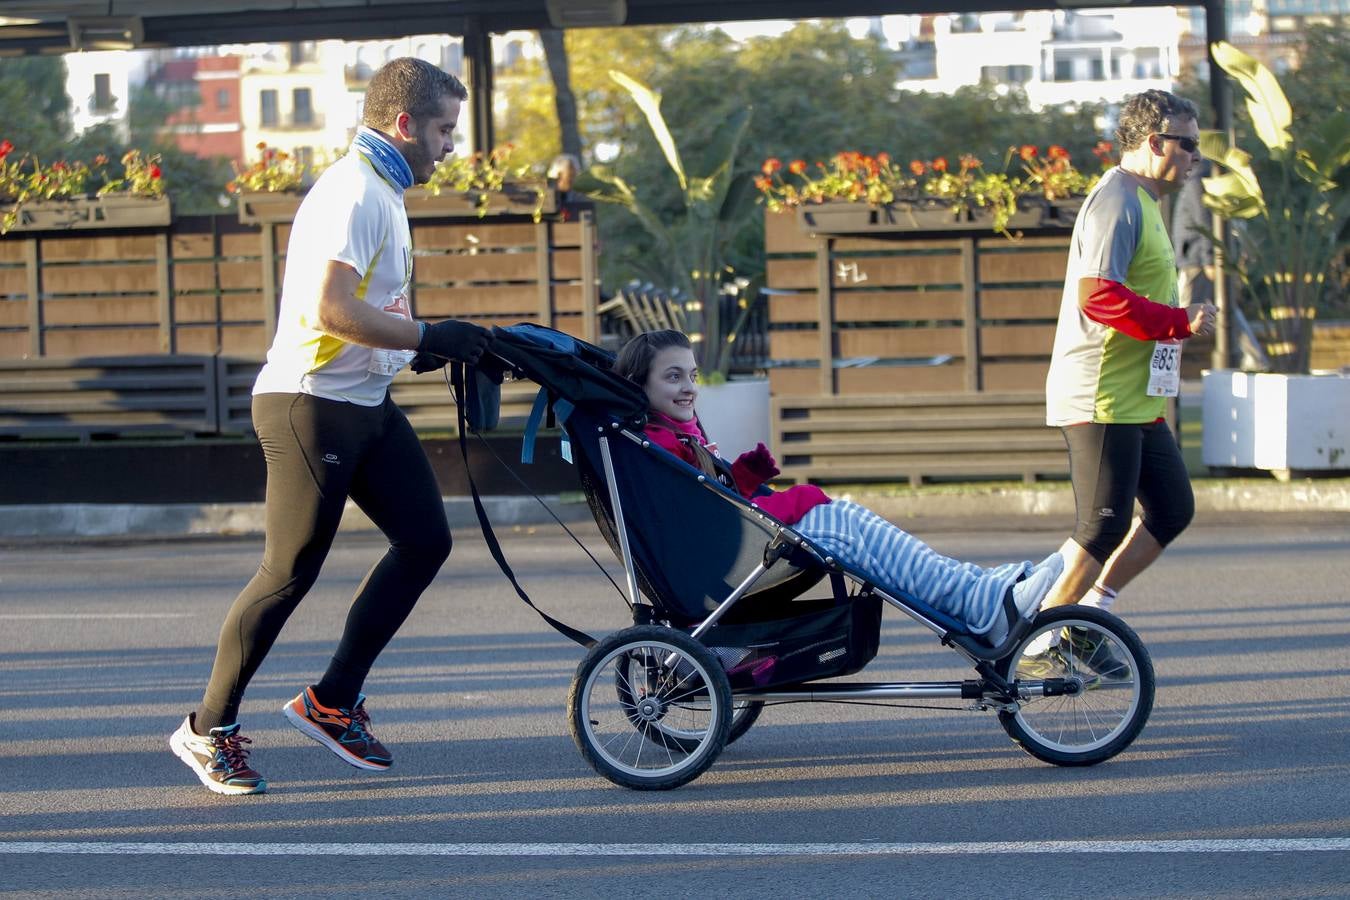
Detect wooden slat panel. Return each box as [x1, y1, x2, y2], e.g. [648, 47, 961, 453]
[770, 331, 823, 359]
[0, 330, 28, 356]
[172, 262, 217, 291]
[769, 368, 820, 396]
[0, 242, 24, 263]
[764, 210, 818, 254]
[42, 296, 159, 325]
[552, 283, 584, 313]
[415, 253, 539, 283]
[831, 254, 963, 288]
[981, 288, 1061, 319]
[414, 284, 542, 317]
[171, 234, 215, 258]
[550, 248, 582, 281]
[220, 234, 259, 257]
[39, 235, 157, 262]
[0, 269, 25, 295]
[978, 249, 1068, 283]
[838, 327, 965, 357]
[835, 292, 964, 322]
[0, 299, 26, 325]
[980, 323, 1056, 356]
[42, 328, 162, 356]
[550, 221, 584, 249]
[768, 293, 817, 323]
[837, 365, 964, 393]
[43, 264, 158, 295]
[981, 360, 1051, 391]
[173, 295, 265, 323]
[413, 222, 536, 250]
[834, 237, 963, 253]
[218, 261, 263, 290]
[219, 325, 267, 355]
[767, 258, 816, 290]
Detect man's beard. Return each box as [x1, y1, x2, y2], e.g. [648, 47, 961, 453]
[402, 137, 436, 185]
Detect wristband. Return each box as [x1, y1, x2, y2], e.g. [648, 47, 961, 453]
[416, 320, 427, 346]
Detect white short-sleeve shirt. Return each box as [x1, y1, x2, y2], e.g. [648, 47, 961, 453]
[252, 152, 414, 407]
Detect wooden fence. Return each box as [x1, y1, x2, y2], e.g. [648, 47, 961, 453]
[0, 204, 599, 360]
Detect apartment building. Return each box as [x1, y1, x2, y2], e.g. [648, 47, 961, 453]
[153, 54, 244, 166]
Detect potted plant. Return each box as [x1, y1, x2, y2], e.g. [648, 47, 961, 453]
[229, 141, 555, 224]
[1198, 40, 1350, 477]
[755, 143, 1111, 239]
[0, 145, 170, 234]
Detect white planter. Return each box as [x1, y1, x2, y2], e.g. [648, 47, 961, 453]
[696, 377, 771, 458]
[1202, 369, 1350, 475]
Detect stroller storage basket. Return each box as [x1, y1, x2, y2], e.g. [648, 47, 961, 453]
[704, 594, 883, 691]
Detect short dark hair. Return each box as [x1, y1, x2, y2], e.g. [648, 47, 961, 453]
[362, 57, 467, 130]
[1114, 89, 1199, 152]
[614, 330, 692, 386]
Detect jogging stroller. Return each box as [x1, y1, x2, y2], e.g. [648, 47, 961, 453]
[457, 324, 1155, 791]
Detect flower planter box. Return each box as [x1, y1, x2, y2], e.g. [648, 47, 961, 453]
[238, 181, 558, 225]
[1201, 369, 1350, 478]
[3, 195, 171, 232]
[796, 201, 1047, 236]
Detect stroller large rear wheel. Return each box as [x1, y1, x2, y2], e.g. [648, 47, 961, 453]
[996, 605, 1153, 766]
[569, 625, 731, 790]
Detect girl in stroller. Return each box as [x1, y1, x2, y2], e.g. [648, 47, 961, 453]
[614, 330, 1062, 648]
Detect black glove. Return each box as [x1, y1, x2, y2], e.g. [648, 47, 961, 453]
[410, 351, 447, 374]
[416, 319, 492, 365]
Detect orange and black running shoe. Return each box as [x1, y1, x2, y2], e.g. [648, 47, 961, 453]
[283, 686, 392, 771]
[169, 716, 267, 795]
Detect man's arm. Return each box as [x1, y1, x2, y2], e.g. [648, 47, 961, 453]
[1077, 277, 1197, 341]
[314, 260, 420, 350]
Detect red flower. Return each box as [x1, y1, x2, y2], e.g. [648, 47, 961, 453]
[909, 160, 925, 176]
[876, 151, 891, 167]
[94, 154, 108, 166]
[788, 159, 807, 175]
[931, 156, 948, 173]
[52, 161, 67, 171]
[1048, 145, 1069, 161]
[1019, 144, 1038, 161]
[149, 164, 162, 179]
[0, 139, 13, 159]
[761, 158, 782, 175]
[754, 175, 771, 191]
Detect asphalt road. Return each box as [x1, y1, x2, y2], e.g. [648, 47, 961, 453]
[2, 519, 1348, 898]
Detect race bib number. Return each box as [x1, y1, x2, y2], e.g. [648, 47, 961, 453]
[368, 348, 415, 377]
[1147, 340, 1181, 397]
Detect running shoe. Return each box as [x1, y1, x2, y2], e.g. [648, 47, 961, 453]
[1015, 644, 1072, 680]
[1065, 627, 1132, 679]
[283, 687, 392, 771]
[169, 716, 267, 796]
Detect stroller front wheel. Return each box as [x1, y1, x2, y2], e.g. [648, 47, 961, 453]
[568, 625, 732, 790]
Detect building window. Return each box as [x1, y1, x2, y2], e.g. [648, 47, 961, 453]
[216, 88, 229, 110]
[92, 73, 114, 113]
[293, 88, 313, 126]
[1054, 58, 1073, 81]
[1090, 57, 1105, 80]
[1008, 64, 1033, 84]
[260, 89, 278, 127]
[295, 146, 314, 169]
[289, 41, 317, 66]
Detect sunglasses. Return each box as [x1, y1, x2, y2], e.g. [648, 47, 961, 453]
[1156, 133, 1199, 153]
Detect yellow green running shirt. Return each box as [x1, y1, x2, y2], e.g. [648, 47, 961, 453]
[252, 151, 414, 407]
[1046, 167, 1179, 425]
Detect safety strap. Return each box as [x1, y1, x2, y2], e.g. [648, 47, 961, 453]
[451, 363, 595, 648]
[520, 387, 574, 465]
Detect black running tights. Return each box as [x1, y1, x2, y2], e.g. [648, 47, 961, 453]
[195, 392, 451, 731]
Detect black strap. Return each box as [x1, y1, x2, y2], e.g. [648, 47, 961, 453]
[451, 363, 596, 648]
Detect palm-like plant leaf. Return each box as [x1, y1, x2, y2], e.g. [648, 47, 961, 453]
[1211, 41, 1292, 152]
[608, 70, 686, 192]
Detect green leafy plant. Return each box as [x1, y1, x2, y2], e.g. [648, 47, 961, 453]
[756, 143, 1111, 237]
[1, 143, 164, 233]
[579, 70, 760, 381]
[1200, 40, 1350, 373]
[225, 142, 306, 195]
[425, 143, 548, 222]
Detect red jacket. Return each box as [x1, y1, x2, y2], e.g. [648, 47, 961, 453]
[643, 412, 830, 526]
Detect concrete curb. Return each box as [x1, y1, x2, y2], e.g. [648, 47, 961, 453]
[2, 480, 1345, 540]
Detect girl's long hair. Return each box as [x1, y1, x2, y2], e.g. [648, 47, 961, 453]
[613, 330, 691, 386]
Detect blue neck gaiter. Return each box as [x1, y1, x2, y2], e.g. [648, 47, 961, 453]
[353, 126, 415, 192]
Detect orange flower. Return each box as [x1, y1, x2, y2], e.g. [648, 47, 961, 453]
[789, 159, 807, 175]
[876, 151, 891, 167]
[754, 175, 771, 191]
[761, 158, 782, 175]
[931, 156, 948, 173]
[1019, 144, 1038, 161]
[1048, 145, 1069, 161]
[909, 160, 925, 176]
[94, 153, 108, 166]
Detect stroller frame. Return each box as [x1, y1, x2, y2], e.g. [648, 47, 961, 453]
[462, 325, 1155, 791]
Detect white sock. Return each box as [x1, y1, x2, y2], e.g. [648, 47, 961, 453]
[1023, 630, 1056, 655]
[1081, 584, 1118, 613]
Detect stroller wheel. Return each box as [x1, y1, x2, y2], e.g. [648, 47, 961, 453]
[727, 700, 764, 746]
[995, 605, 1154, 766]
[568, 625, 731, 790]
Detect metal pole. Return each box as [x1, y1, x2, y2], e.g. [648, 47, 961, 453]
[1205, 0, 1235, 371]
[462, 19, 494, 156]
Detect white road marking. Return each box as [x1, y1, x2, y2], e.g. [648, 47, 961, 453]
[0, 613, 191, 619]
[1, 840, 1347, 856]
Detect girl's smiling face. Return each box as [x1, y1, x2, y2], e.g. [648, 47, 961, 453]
[644, 345, 699, 422]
